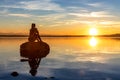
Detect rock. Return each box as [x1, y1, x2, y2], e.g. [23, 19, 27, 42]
[20, 41, 50, 58]
[11, 71, 19, 77]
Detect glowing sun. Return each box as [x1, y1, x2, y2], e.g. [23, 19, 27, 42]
[89, 28, 98, 36]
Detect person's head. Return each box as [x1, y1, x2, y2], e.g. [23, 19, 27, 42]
[29, 69, 37, 76]
[31, 23, 36, 28]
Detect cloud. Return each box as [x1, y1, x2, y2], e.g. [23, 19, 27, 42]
[20, 0, 64, 11]
[99, 21, 120, 25]
[0, 0, 119, 29]
[8, 13, 32, 17]
[0, 0, 64, 11]
[66, 6, 89, 13]
[87, 3, 102, 7]
[90, 11, 115, 17]
[69, 13, 90, 17]
[36, 13, 66, 22]
[0, 5, 19, 9]
[69, 11, 115, 18]
[0, 8, 32, 18]
[0, 9, 8, 14]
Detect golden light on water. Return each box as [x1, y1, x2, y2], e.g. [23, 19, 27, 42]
[89, 37, 98, 47]
[89, 28, 98, 36]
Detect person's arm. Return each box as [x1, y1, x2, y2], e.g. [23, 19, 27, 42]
[35, 28, 42, 41]
[35, 28, 39, 35]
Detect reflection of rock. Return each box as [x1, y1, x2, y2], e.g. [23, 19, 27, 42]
[20, 41, 50, 58]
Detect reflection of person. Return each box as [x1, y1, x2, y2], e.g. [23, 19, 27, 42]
[28, 23, 42, 42]
[28, 58, 41, 76]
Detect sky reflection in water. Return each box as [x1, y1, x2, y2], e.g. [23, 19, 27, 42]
[0, 37, 120, 75]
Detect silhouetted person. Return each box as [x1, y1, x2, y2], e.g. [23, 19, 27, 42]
[28, 23, 42, 42]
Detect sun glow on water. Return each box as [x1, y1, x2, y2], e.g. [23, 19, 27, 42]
[89, 37, 98, 47]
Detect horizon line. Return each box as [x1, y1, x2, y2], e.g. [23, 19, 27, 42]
[0, 34, 120, 37]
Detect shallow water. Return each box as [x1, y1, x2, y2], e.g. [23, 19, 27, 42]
[0, 37, 120, 79]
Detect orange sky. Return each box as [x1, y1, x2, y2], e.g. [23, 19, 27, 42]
[0, 0, 120, 35]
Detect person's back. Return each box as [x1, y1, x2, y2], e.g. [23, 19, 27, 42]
[29, 27, 38, 37]
[28, 23, 41, 42]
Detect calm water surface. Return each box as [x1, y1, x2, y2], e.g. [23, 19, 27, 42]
[0, 37, 120, 77]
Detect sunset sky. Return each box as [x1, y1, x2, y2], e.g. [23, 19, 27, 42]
[0, 0, 120, 35]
